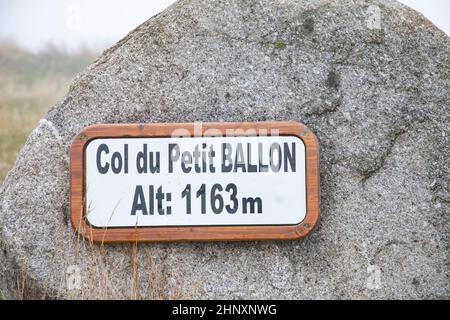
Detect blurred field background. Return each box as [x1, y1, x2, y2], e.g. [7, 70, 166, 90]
[0, 41, 97, 182]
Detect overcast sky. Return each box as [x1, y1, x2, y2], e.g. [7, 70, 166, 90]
[0, 0, 448, 52]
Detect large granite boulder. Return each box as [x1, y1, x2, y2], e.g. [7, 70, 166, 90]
[0, 0, 449, 299]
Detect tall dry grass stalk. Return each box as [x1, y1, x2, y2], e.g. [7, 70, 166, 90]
[63, 237, 185, 300]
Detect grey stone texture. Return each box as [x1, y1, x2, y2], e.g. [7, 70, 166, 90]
[0, 0, 449, 299]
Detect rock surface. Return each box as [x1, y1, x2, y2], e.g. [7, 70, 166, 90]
[1, 0, 449, 299]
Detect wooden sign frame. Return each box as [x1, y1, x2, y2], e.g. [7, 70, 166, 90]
[70, 121, 319, 243]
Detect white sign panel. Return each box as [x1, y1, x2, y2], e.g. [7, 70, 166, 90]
[84, 136, 306, 228]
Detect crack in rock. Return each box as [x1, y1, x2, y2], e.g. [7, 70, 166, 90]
[361, 126, 410, 184]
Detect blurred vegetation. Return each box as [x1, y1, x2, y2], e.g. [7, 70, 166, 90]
[0, 41, 98, 182]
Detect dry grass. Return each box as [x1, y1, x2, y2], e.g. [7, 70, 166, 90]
[11, 216, 185, 300]
[64, 237, 186, 300]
